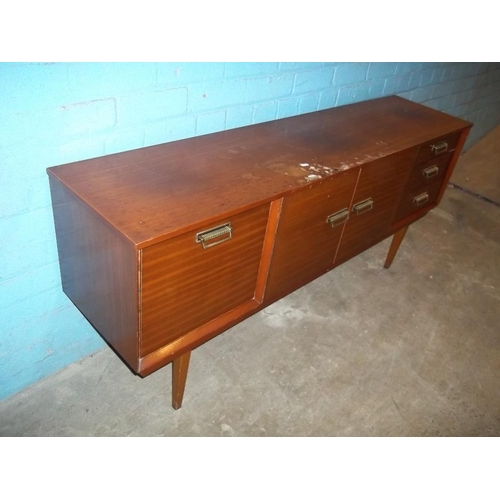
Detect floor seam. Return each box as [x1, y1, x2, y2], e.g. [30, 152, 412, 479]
[447, 182, 500, 208]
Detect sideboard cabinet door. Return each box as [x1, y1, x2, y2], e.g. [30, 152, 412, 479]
[334, 149, 416, 266]
[140, 204, 270, 356]
[265, 169, 359, 302]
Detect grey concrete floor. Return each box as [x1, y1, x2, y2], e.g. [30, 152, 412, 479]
[1, 139, 500, 436]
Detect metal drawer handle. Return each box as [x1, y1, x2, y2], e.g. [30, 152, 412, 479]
[431, 141, 448, 155]
[422, 165, 439, 179]
[353, 198, 374, 215]
[326, 208, 349, 227]
[196, 223, 232, 249]
[413, 192, 430, 206]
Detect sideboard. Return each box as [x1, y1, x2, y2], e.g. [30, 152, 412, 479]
[47, 96, 472, 409]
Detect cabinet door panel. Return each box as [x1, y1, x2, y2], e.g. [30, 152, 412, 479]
[334, 149, 416, 265]
[140, 204, 269, 356]
[265, 169, 359, 302]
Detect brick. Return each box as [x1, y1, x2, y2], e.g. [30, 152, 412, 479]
[0, 263, 61, 311]
[278, 62, 325, 72]
[0, 106, 63, 149]
[2, 238, 58, 282]
[164, 115, 197, 143]
[118, 88, 187, 126]
[449, 64, 468, 81]
[298, 94, 320, 114]
[410, 86, 433, 103]
[0, 207, 55, 253]
[188, 79, 247, 112]
[448, 103, 470, 118]
[336, 84, 371, 106]
[462, 64, 478, 78]
[318, 89, 338, 110]
[196, 110, 227, 136]
[367, 62, 397, 79]
[461, 76, 479, 91]
[1, 146, 60, 218]
[68, 62, 157, 101]
[0, 62, 71, 114]
[60, 98, 116, 136]
[431, 81, 455, 99]
[430, 67, 445, 84]
[383, 74, 412, 95]
[293, 67, 334, 94]
[454, 89, 474, 106]
[246, 74, 294, 103]
[226, 105, 254, 130]
[417, 68, 434, 87]
[59, 134, 106, 164]
[337, 80, 385, 106]
[252, 101, 278, 124]
[144, 115, 196, 147]
[334, 63, 369, 86]
[395, 62, 423, 74]
[474, 62, 490, 74]
[397, 91, 413, 100]
[158, 62, 225, 85]
[486, 68, 500, 83]
[425, 95, 455, 112]
[225, 62, 279, 78]
[277, 97, 300, 119]
[1, 288, 64, 334]
[421, 62, 445, 70]
[104, 127, 145, 155]
[0, 303, 103, 401]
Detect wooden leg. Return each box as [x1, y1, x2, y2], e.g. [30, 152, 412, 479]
[172, 351, 191, 410]
[384, 226, 409, 269]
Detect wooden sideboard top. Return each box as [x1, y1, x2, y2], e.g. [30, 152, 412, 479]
[47, 96, 471, 248]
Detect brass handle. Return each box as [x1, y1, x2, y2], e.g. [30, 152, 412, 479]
[196, 223, 232, 249]
[422, 165, 439, 179]
[431, 141, 448, 155]
[353, 198, 374, 215]
[413, 192, 430, 206]
[326, 208, 349, 227]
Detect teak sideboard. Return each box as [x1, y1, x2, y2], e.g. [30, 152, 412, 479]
[47, 96, 472, 409]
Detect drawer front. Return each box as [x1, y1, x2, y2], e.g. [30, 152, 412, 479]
[414, 132, 461, 164]
[140, 204, 269, 356]
[265, 168, 359, 302]
[334, 148, 416, 265]
[394, 181, 444, 221]
[406, 152, 452, 192]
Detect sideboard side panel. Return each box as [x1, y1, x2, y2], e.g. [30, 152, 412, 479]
[49, 176, 139, 371]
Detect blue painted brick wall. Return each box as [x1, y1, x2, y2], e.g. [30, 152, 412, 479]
[1, 62, 500, 400]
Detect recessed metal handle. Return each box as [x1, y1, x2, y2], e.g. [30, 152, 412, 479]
[326, 208, 349, 227]
[353, 198, 374, 215]
[422, 165, 439, 179]
[431, 141, 448, 155]
[196, 222, 232, 249]
[413, 192, 430, 206]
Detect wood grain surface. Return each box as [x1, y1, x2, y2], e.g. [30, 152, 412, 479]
[140, 204, 269, 356]
[47, 96, 471, 248]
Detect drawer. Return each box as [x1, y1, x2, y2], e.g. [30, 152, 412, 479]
[406, 152, 453, 192]
[140, 204, 270, 356]
[394, 181, 444, 221]
[414, 132, 461, 164]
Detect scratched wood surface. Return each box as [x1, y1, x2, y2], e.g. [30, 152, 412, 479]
[47, 96, 471, 248]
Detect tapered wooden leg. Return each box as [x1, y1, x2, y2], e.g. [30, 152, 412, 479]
[172, 351, 191, 410]
[384, 226, 409, 269]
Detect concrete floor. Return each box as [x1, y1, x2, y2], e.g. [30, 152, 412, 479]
[1, 131, 499, 436]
